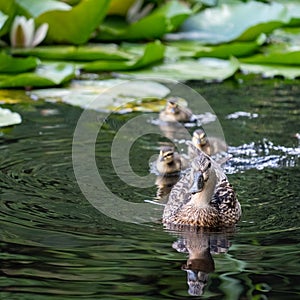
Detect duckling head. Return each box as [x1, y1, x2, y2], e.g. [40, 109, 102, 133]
[165, 100, 180, 115]
[192, 129, 208, 148]
[159, 146, 175, 164]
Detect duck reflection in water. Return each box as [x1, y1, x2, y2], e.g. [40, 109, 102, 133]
[170, 228, 232, 296]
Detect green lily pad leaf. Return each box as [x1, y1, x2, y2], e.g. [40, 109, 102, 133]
[277, 0, 300, 26]
[0, 107, 22, 127]
[166, 35, 266, 60]
[97, 0, 192, 41]
[240, 63, 300, 80]
[18, 0, 110, 44]
[0, 1, 15, 37]
[118, 57, 239, 82]
[0, 62, 76, 88]
[11, 44, 133, 61]
[16, 0, 71, 17]
[241, 28, 300, 65]
[0, 11, 8, 34]
[29, 79, 171, 112]
[173, 1, 288, 44]
[0, 51, 39, 73]
[83, 41, 165, 71]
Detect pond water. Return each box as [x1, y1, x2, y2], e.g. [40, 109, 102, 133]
[0, 77, 299, 299]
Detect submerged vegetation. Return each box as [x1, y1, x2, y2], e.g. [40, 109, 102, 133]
[0, 0, 300, 89]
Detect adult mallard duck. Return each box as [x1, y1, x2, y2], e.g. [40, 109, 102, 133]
[163, 149, 241, 228]
[159, 98, 193, 123]
[188, 129, 228, 157]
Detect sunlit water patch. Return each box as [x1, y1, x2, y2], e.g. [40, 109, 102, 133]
[224, 138, 300, 174]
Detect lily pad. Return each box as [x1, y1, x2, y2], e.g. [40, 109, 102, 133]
[118, 57, 240, 82]
[240, 63, 300, 80]
[172, 1, 289, 44]
[16, 0, 71, 17]
[0, 51, 39, 73]
[29, 79, 171, 112]
[97, 0, 192, 41]
[0, 107, 22, 127]
[83, 41, 165, 71]
[11, 44, 133, 61]
[0, 11, 8, 35]
[241, 28, 300, 65]
[165, 35, 265, 60]
[0, 62, 76, 88]
[17, 0, 110, 44]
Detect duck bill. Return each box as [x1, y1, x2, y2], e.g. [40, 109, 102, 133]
[189, 171, 203, 194]
[195, 138, 201, 146]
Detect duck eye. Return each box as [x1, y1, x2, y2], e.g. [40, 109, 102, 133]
[197, 175, 204, 190]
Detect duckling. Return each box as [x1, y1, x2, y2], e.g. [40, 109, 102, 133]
[162, 149, 241, 228]
[159, 98, 193, 123]
[188, 129, 228, 157]
[155, 146, 182, 175]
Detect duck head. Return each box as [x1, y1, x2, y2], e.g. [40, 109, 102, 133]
[189, 170, 207, 194]
[165, 100, 180, 115]
[188, 154, 217, 206]
[159, 146, 175, 164]
[192, 129, 208, 148]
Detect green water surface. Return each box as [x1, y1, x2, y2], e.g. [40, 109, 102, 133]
[0, 77, 299, 299]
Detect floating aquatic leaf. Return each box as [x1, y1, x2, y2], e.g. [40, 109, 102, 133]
[83, 41, 165, 71]
[11, 44, 133, 61]
[107, 0, 136, 16]
[240, 63, 300, 80]
[165, 35, 265, 60]
[97, 0, 192, 41]
[0, 107, 22, 127]
[119, 57, 239, 82]
[29, 79, 171, 112]
[0, 1, 15, 37]
[15, 0, 71, 17]
[241, 28, 300, 65]
[0, 62, 76, 88]
[0, 51, 39, 73]
[17, 0, 110, 44]
[0, 11, 8, 35]
[170, 1, 289, 44]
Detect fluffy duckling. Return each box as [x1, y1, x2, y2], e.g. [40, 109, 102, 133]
[156, 146, 182, 175]
[188, 129, 228, 157]
[163, 149, 241, 228]
[159, 98, 193, 123]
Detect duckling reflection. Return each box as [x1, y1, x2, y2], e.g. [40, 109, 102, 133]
[188, 128, 228, 158]
[170, 228, 231, 296]
[155, 174, 180, 203]
[159, 97, 194, 123]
